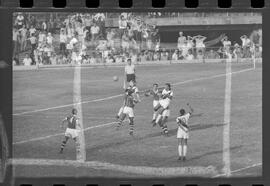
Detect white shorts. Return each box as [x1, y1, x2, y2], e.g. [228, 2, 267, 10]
[159, 99, 170, 109]
[153, 100, 159, 108]
[177, 127, 189, 139]
[162, 109, 170, 117]
[65, 128, 79, 139]
[123, 106, 134, 118]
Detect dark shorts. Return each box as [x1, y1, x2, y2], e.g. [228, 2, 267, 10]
[126, 74, 136, 83]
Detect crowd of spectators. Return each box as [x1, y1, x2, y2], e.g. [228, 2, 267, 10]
[12, 12, 262, 66]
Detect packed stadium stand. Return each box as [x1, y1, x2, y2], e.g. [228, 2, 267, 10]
[12, 12, 262, 66]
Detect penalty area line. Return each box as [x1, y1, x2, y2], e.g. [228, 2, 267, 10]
[13, 67, 255, 116]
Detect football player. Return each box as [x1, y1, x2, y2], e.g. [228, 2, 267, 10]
[176, 103, 194, 161]
[59, 108, 81, 154]
[116, 80, 140, 119]
[144, 83, 162, 124]
[154, 83, 173, 135]
[116, 88, 139, 136]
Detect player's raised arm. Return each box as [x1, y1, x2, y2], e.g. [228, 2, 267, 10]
[187, 103, 194, 116]
[76, 118, 81, 129]
[60, 117, 68, 128]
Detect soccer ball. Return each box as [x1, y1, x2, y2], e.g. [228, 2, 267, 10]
[113, 76, 119, 81]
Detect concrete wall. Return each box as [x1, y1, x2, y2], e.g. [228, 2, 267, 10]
[105, 12, 262, 27]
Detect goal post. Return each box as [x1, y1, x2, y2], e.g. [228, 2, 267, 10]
[73, 63, 86, 162]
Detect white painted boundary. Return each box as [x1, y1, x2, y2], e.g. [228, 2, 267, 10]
[13, 94, 122, 116]
[212, 163, 262, 178]
[8, 158, 262, 178]
[10, 158, 217, 177]
[13, 67, 254, 116]
[13, 121, 117, 145]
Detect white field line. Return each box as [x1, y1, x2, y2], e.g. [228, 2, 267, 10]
[13, 94, 122, 116]
[13, 121, 117, 145]
[10, 158, 218, 177]
[212, 163, 262, 178]
[13, 67, 255, 145]
[222, 56, 232, 176]
[8, 158, 262, 177]
[13, 67, 254, 117]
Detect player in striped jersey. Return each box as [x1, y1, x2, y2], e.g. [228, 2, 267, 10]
[144, 83, 162, 124]
[116, 88, 138, 135]
[116, 80, 140, 119]
[59, 108, 81, 154]
[154, 83, 173, 135]
[176, 103, 194, 161]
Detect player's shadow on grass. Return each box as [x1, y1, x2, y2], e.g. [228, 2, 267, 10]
[88, 122, 225, 153]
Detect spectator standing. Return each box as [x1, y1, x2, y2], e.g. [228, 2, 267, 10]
[106, 29, 115, 48]
[28, 33, 37, 55]
[177, 32, 187, 51]
[172, 50, 178, 61]
[60, 28, 68, 56]
[119, 15, 128, 39]
[122, 32, 130, 53]
[90, 22, 100, 42]
[29, 25, 36, 36]
[19, 25, 27, 51]
[240, 35, 251, 58]
[46, 32, 53, 48]
[15, 13, 25, 29]
[221, 36, 231, 54]
[38, 30, 46, 45]
[233, 43, 242, 59]
[42, 21, 47, 31]
[13, 27, 19, 57]
[194, 35, 207, 55]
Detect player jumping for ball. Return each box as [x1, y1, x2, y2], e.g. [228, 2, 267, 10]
[116, 88, 139, 136]
[176, 103, 194, 161]
[153, 83, 173, 135]
[59, 108, 81, 154]
[116, 80, 140, 119]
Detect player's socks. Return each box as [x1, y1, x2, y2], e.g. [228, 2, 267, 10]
[178, 145, 182, 158]
[129, 123, 134, 135]
[152, 112, 157, 121]
[117, 107, 124, 117]
[60, 141, 67, 153]
[116, 121, 122, 130]
[183, 145, 187, 157]
[155, 114, 162, 125]
[162, 125, 168, 135]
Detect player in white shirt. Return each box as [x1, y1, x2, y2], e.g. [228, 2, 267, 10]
[144, 83, 162, 123]
[124, 58, 136, 83]
[154, 83, 173, 135]
[176, 103, 194, 161]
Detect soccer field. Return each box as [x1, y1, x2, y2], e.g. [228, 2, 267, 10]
[12, 62, 262, 178]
